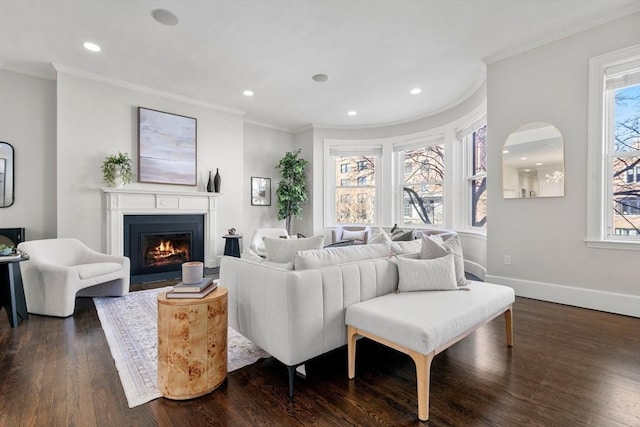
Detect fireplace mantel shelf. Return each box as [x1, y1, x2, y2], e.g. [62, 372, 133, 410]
[102, 187, 222, 197]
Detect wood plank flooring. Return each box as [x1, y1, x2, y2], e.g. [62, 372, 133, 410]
[0, 295, 638, 426]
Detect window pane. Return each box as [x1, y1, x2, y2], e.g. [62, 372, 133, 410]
[473, 124, 487, 175]
[402, 145, 444, 225]
[609, 84, 640, 238]
[334, 155, 376, 224]
[471, 177, 487, 227]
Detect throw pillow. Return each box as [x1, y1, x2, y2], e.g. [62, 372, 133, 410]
[396, 254, 457, 292]
[341, 229, 366, 242]
[368, 227, 391, 244]
[390, 239, 422, 255]
[293, 243, 390, 270]
[420, 235, 469, 286]
[263, 235, 325, 263]
[391, 230, 414, 241]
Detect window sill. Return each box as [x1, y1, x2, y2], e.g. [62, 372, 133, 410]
[585, 239, 640, 251]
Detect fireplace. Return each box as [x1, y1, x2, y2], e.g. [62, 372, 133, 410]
[124, 214, 205, 283]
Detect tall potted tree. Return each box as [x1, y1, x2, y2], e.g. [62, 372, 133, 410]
[276, 149, 309, 234]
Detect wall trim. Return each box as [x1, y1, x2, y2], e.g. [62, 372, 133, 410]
[485, 275, 640, 318]
[53, 63, 245, 117]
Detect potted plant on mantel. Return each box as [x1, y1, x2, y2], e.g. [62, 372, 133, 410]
[101, 152, 134, 188]
[275, 149, 309, 234]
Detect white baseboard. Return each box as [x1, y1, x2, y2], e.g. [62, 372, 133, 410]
[464, 260, 486, 281]
[485, 275, 640, 318]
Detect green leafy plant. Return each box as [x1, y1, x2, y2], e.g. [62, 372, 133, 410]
[101, 152, 134, 187]
[276, 149, 309, 234]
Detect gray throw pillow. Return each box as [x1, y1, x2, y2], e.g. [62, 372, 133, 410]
[391, 230, 414, 241]
[263, 235, 325, 263]
[397, 254, 457, 292]
[420, 235, 469, 286]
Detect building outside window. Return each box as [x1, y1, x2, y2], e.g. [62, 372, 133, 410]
[400, 144, 445, 225]
[333, 153, 378, 224]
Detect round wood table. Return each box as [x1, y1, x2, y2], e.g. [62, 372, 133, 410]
[157, 286, 228, 400]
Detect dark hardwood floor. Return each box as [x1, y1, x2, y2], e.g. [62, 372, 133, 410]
[0, 294, 638, 426]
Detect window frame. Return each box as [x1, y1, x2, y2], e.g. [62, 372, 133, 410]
[463, 123, 487, 230]
[586, 44, 640, 250]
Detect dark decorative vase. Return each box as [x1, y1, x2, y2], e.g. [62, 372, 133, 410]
[214, 168, 221, 193]
[206, 170, 213, 192]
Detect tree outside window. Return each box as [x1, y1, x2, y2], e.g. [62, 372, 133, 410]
[470, 124, 487, 227]
[402, 145, 444, 225]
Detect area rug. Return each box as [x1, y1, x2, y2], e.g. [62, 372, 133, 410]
[94, 287, 270, 408]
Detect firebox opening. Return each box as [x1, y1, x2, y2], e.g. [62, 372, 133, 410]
[142, 232, 191, 268]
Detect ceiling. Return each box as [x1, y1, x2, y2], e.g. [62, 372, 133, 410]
[0, 0, 638, 131]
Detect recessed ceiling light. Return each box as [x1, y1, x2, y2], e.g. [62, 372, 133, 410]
[520, 157, 528, 160]
[151, 9, 179, 26]
[524, 169, 531, 172]
[83, 42, 101, 52]
[536, 162, 543, 166]
[243, 90, 254, 97]
[410, 88, 422, 95]
[312, 74, 329, 82]
[502, 150, 509, 154]
[348, 111, 357, 116]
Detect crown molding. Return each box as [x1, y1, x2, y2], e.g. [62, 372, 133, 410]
[0, 61, 55, 80]
[52, 63, 246, 117]
[483, 3, 640, 65]
[243, 118, 293, 133]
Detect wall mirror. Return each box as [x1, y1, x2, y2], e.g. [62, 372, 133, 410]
[0, 142, 15, 207]
[502, 123, 564, 199]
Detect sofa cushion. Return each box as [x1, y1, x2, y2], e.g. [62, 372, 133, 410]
[390, 239, 422, 255]
[420, 235, 469, 286]
[392, 230, 414, 241]
[74, 262, 122, 280]
[263, 235, 325, 263]
[397, 254, 457, 292]
[293, 242, 390, 270]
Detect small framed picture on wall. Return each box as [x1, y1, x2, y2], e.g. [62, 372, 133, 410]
[251, 177, 271, 206]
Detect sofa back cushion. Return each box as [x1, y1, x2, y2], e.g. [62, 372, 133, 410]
[293, 242, 390, 270]
[263, 235, 325, 263]
[390, 239, 422, 255]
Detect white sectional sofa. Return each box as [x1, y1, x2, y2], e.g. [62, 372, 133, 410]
[219, 239, 514, 401]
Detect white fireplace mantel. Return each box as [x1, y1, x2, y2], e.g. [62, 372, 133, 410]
[102, 188, 221, 267]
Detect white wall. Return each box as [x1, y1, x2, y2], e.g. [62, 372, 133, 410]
[0, 69, 57, 240]
[56, 71, 245, 258]
[243, 122, 294, 245]
[486, 12, 640, 316]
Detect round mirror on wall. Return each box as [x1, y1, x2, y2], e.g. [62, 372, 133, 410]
[0, 142, 14, 207]
[502, 123, 564, 199]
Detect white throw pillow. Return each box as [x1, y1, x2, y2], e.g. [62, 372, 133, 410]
[397, 254, 457, 292]
[390, 239, 422, 255]
[368, 227, 391, 244]
[293, 243, 390, 270]
[341, 229, 366, 241]
[263, 235, 325, 263]
[420, 235, 469, 286]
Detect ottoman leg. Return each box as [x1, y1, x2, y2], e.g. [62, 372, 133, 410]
[409, 350, 435, 422]
[504, 306, 513, 347]
[347, 325, 358, 379]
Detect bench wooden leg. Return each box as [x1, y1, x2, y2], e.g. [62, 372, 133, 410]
[347, 325, 358, 379]
[409, 350, 435, 422]
[504, 306, 513, 347]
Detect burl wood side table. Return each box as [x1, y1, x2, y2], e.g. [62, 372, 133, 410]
[157, 286, 228, 400]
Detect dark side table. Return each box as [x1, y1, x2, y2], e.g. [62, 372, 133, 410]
[222, 235, 242, 258]
[0, 254, 29, 327]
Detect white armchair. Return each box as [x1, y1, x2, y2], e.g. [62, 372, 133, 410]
[17, 238, 130, 317]
[248, 228, 290, 257]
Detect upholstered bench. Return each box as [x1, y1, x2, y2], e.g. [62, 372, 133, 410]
[346, 281, 515, 421]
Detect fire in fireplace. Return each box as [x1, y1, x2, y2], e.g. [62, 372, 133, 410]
[124, 214, 205, 283]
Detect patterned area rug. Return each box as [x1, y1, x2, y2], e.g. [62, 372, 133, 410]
[94, 287, 270, 408]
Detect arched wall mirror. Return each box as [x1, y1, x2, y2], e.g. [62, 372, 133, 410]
[0, 142, 15, 207]
[502, 123, 564, 199]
